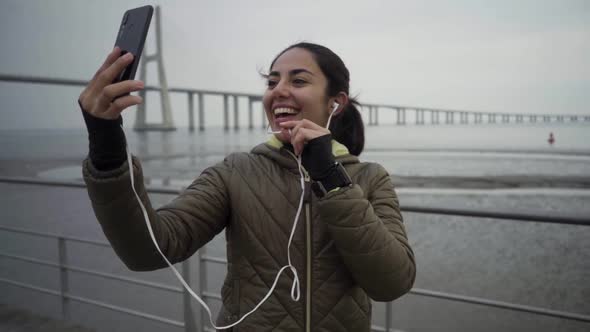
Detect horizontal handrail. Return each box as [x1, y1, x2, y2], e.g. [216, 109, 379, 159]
[1, 176, 588, 226]
[0, 224, 109, 247]
[67, 293, 185, 327]
[410, 288, 590, 323]
[401, 205, 590, 226]
[0, 252, 182, 293]
[0, 278, 184, 327]
[0, 176, 181, 195]
[202, 291, 222, 301]
[201, 255, 228, 264]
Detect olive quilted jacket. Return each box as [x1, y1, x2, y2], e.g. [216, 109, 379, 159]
[82, 139, 416, 332]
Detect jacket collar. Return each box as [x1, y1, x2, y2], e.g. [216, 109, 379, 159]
[251, 135, 359, 173]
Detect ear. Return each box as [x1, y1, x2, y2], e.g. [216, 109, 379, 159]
[329, 92, 349, 116]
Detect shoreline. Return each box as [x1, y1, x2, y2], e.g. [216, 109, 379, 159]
[1, 158, 589, 190]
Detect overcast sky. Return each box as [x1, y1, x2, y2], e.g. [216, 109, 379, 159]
[0, 0, 588, 129]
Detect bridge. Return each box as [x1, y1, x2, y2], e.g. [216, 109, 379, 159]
[361, 104, 590, 126]
[2, 73, 589, 131]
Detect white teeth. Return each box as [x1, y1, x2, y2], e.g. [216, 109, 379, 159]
[274, 107, 299, 115]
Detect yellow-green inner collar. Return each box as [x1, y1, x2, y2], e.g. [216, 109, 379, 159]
[267, 135, 349, 157]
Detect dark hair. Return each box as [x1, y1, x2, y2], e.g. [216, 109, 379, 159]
[270, 42, 365, 156]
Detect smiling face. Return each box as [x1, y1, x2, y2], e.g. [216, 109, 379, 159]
[263, 48, 332, 142]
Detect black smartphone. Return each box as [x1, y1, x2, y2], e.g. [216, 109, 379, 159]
[113, 5, 153, 84]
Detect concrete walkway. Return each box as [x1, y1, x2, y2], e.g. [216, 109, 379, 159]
[0, 304, 94, 332]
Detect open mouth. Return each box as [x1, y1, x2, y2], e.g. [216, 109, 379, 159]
[274, 107, 300, 119]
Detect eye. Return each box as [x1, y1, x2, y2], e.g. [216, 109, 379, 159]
[292, 78, 307, 86]
[266, 79, 278, 89]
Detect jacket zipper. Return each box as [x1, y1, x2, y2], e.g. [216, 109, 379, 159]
[284, 149, 313, 332]
[304, 173, 312, 332]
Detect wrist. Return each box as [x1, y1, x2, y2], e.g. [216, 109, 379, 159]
[80, 101, 122, 133]
[80, 101, 127, 171]
[301, 134, 335, 180]
[311, 162, 352, 198]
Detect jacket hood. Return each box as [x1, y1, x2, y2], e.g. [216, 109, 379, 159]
[251, 135, 359, 173]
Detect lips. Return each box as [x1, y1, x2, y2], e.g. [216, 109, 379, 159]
[272, 106, 300, 127]
[274, 114, 298, 123]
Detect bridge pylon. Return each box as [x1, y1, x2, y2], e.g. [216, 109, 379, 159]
[134, 6, 175, 131]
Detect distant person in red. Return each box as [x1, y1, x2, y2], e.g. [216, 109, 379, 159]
[548, 132, 555, 146]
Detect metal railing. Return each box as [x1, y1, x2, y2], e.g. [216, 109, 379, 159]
[1, 177, 589, 332]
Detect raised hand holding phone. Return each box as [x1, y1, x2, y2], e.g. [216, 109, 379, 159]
[78, 48, 144, 120]
[78, 5, 153, 120]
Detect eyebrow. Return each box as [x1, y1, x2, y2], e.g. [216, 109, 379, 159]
[268, 68, 314, 77]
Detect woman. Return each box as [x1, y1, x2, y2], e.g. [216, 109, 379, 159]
[79, 42, 416, 331]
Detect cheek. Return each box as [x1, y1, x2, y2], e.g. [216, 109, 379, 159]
[301, 93, 329, 123]
[262, 93, 272, 117]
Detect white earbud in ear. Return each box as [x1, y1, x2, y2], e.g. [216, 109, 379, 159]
[326, 102, 340, 129]
[332, 102, 340, 114]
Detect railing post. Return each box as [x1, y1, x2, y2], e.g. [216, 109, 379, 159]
[233, 95, 239, 130]
[385, 302, 393, 332]
[223, 94, 229, 131]
[58, 237, 69, 321]
[193, 247, 206, 331]
[402, 108, 406, 125]
[368, 106, 373, 126]
[248, 97, 254, 130]
[188, 92, 195, 132]
[375, 106, 379, 126]
[198, 93, 205, 131]
[182, 259, 197, 332]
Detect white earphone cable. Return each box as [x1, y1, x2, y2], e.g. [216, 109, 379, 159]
[123, 124, 304, 330]
[122, 102, 337, 328]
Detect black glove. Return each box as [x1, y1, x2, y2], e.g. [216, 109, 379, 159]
[79, 101, 127, 171]
[301, 134, 337, 180]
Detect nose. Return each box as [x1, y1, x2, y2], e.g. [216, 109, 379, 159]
[272, 79, 291, 99]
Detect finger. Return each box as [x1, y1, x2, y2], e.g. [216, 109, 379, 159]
[96, 80, 144, 111]
[291, 121, 305, 150]
[300, 118, 325, 131]
[95, 52, 135, 89]
[279, 120, 298, 129]
[292, 127, 313, 155]
[281, 119, 325, 134]
[92, 46, 122, 81]
[102, 95, 143, 119]
[80, 47, 122, 105]
[292, 120, 328, 141]
[288, 120, 300, 136]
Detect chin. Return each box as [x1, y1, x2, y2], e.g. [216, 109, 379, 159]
[274, 131, 290, 143]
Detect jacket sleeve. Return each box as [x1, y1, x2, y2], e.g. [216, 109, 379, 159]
[82, 154, 231, 271]
[317, 163, 416, 301]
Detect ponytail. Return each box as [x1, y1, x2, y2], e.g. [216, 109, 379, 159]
[330, 97, 364, 156]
